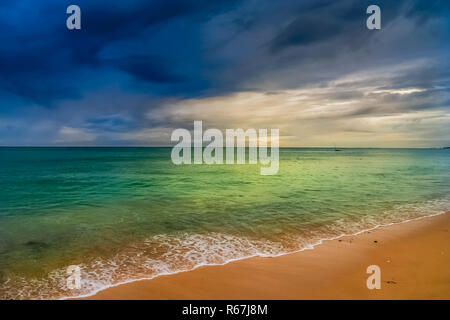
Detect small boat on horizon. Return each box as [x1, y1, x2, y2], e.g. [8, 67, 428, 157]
[333, 143, 342, 151]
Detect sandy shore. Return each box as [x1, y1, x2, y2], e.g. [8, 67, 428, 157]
[82, 212, 450, 300]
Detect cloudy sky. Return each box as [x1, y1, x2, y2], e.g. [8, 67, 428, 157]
[0, 0, 449, 147]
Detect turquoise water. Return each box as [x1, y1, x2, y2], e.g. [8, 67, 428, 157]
[0, 147, 449, 299]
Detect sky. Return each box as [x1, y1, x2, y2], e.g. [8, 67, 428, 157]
[0, 0, 449, 147]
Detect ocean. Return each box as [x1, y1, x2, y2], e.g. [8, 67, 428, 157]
[0, 147, 449, 299]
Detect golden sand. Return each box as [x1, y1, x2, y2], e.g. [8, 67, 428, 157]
[82, 212, 450, 300]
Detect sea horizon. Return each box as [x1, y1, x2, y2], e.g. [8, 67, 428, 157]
[0, 146, 447, 149]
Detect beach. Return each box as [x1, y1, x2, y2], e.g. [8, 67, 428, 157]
[82, 211, 450, 300]
[2, 148, 449, 300]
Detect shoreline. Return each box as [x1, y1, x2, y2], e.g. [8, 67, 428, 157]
[76, 211, 450, 300]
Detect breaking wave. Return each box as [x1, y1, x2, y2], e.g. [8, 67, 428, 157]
[1, 197, 449, 300]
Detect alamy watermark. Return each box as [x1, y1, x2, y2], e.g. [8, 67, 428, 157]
[66, 5, 81, 30]
[366, 5, 381, 30]
[171, 121, 279, 175]
[66, 265, 81, 290]
[366, 265, 381, 289]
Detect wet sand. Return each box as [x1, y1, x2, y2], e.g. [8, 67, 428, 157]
[82, 212, 450, 300]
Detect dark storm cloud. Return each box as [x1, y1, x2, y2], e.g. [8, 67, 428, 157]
[269, 0, 375, 52]
[0, 0, 242, 106]
[0, 0, 447, 104]
[268, 0, 447, 52]
[109, 55, 183, 83]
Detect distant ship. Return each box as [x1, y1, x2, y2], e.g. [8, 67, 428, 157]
[333, 143, 342, 151]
